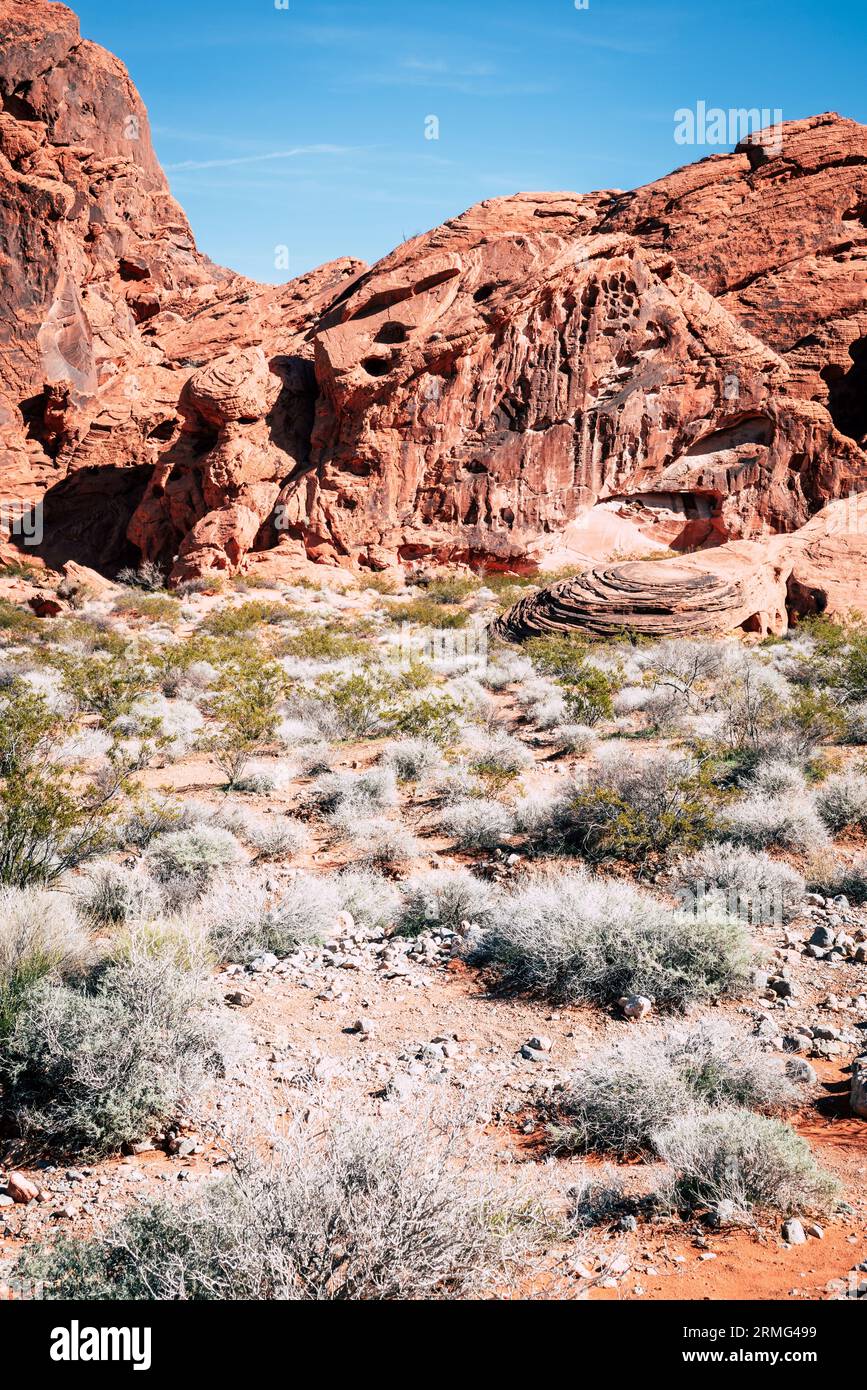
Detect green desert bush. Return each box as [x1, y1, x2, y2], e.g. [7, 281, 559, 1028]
[200, 600, 291, 637]
[203, 657, 285, 786]
[653, 1111, 840, 1216]
[56, 650, 152, 725]
[471, 867, 753, 1010]
[385, 597, 469, 629]
[559, 747, 718, 866]
[525, 635, 616, 724]
[0, 680, 124, 886]
[385, 693, 462, 746]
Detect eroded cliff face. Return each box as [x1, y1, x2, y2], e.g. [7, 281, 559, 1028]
[0, 0, 361, 572]
[2, 1, 867, 611]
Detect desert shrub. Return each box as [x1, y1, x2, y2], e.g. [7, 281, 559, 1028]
[643, 639, 727, 712]
[116, 560, 166, 592]
[0, 678, 58, 776]
[398, 867, 499, 936]
[309, 766, 399, 818]
[0, 765, 122, 888]
[357, 572, 401, 595]
[551, 723, 598, 755]
[385, 597, 469, 628]
[527, 693, 569, 729]
[228, 761, 292, 795]
[472, 868, 752, 1009]
[513, 790, 560, 837]
[803, 613, 867, 702]
[0, 679, 131, 886]
[113, 594, 181, 624]
[465, 731, 533, 786]
[381, 738, 444, 782]
[806, 852, 867, 904]
[119, 797, 184, 849]
[721, 792, 827, 851]
[566, 1166, 630, 1230]
[385, 693, 462, 746]
[665, 1021, 803, 1114]
[524, 634, 593, 682]
[56, 650, 152, 725]
[337, 817, 421, 867]
[200, 600, 291, 637]
[116, 693, 203, 761]
[207, 872, 340, 962]
[524, 635, 616, 724]
[559, 747, 717, 865]
[0, 888, 91, 1035]
[335, 869, 401, 932]
[150, 640, 218, 699]
[424, 764, 486, 804]
[844, 700, 867, 744]
[203, 657, 285, 786]
[11, 1111, 526, 1300]
[0, 598, 41, 637]
[242, 813, 309, 862]
[76, 862, 161, 929]
[671, 843, 805, 925]
[550, 1023, 799, 1159]
[550, 1038, 692, 1157]
[815, 770, 867, 832]
[439, 798, 514, 850]
[0, 951, 235, 1155]
[309, 671, 394, 739]
[413, 573, 481, 604]
[653, 1111, 840, 1216]
[784, 686, 847, 749]
[278, 627, 369, 662]
[145, 825, 243, 899]
[741, 759, 809, 798]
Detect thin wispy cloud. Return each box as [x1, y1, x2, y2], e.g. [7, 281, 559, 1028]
[164, 144, 358, 172]
[344, 56, 550, 97]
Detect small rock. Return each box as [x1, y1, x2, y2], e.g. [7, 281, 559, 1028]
[781, 1218, 807, 1245]
[785, 1058, 818, 1085]
[619, 994, 652, 1021]
[809, 925, 836, 948]
[5, 1172, 39, 1205]
[527, 1035, 553, 1053]
[225, 990, 254, 1008]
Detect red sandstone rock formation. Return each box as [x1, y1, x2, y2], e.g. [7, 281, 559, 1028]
[2, 0, 867, 626]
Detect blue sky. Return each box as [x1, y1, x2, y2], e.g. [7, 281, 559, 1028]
[73, 0, 867, 283]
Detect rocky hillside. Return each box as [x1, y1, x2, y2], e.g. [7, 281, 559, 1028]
[2, 1, 867, 629]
